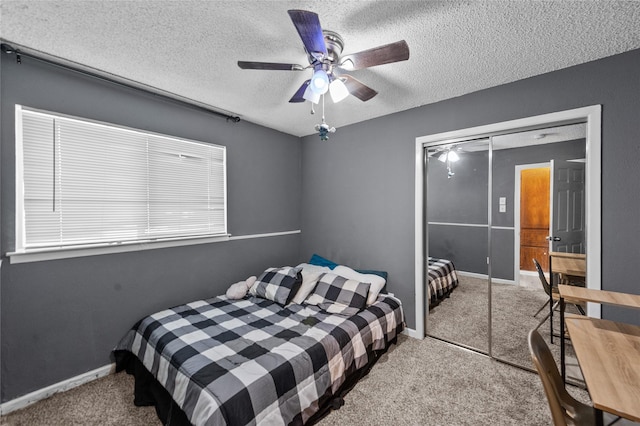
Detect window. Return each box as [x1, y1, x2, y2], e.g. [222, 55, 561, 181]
[15, 105, 227, 253]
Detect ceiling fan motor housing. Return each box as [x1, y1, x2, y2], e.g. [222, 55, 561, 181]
[322, 30, 344, 63]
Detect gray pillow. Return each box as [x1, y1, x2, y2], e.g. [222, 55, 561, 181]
[304, 273, 371, 316]
[249, 266, 302, 305]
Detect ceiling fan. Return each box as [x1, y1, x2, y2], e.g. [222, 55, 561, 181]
[238, 9, 410, 105]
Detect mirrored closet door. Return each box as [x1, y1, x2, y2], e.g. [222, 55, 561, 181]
[426, 138, 490, 353]
[426, 123, 588, 371]
[490, 125, 587, 370]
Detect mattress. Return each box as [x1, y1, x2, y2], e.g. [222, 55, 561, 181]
[114, 293, 404, 425]
[427, 256, 459, 307]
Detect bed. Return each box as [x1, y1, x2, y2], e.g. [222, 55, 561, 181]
[427, 256, 459, 307]
[114, 263, 404, 426]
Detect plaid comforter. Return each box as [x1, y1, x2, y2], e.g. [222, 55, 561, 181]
[427, 257, 459, 306]
[115, 294, 404, 426]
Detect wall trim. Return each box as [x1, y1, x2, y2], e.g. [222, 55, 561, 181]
[428, 222, 514, 230]
[457, 270, 515, 285]
[428, 221, 487, 228]
[0, 363, 115, 415]
[228, 230, 301, 241]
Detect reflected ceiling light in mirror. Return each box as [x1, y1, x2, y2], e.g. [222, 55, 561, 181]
[437, 148, 460, 163]
[434, 147, 460, 178]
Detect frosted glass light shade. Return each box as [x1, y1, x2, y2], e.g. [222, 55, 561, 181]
[329, 79, 349, 103]
[310, 70, 329, 94]
[303, 84, 320, 104]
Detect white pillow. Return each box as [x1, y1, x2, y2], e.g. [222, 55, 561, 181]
[289, 263, 331, 304]
[296, 262, 332, 274]
[290, 270, 323, 304]
[333, 265, 386, 306]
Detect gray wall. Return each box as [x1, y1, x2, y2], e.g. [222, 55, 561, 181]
[0, 57, 303, 401]
[427, 149, 489, 275]
[300, 48, 640, 330]
[3, 44, 640, 404]
[427, 140, 585, 280]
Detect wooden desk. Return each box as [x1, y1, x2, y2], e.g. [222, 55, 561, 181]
[565, 315, 640, 424]
[549, 251, 586, 277]
[558, 285, 640, 382]
[547, 252, 586, 344]
[560, 285, 640, 308]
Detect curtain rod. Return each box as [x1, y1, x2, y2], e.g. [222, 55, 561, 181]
[0, 41, 242, 123]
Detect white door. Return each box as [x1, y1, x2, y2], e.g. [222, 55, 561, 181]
[549, 159, 586, 253]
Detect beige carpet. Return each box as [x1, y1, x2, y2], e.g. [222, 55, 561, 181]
[428, 274, 583, 376]
[1, 333, 599, 426]
[0, 371, 159, 425]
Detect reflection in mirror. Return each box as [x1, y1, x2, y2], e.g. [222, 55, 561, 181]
[490, 123, 587, 374]
[426, 138, 490, 353]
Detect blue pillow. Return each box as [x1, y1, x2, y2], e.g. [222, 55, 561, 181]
[309, 254, 388, 280]
[355, 269, 388, 281]
[308, 253, 338, 270]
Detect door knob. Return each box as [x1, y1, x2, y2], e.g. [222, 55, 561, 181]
[546, 236, 561, 241]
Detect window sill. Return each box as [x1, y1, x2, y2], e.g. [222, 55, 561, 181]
[7, 234, 231, 264]
[6, 230, 302, 264]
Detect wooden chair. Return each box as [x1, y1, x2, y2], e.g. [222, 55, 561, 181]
[533, 258, 558, 317]
[533, 258, 585, 343]
[528, 329, 597, 426]
[533, 258, 560, 340]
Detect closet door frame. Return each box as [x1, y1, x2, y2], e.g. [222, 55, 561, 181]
[414, 105, 602, 340]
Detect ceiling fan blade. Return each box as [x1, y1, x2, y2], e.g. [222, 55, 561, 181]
[289, 80, 311, 103]
[287, 9, 327, 59]
[238, 61, 305, 71]
[339, 40, 410, 71]
[341, 75, 378, 102]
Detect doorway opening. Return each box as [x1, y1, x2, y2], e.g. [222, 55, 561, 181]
[515, 163, 551, 288]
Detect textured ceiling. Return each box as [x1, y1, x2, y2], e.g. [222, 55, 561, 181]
[1, 1, 639, 137]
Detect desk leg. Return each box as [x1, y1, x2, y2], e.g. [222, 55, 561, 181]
[560, 297, 565, 382]
[549, 256, 554, 344]
[596, 408, 604, 426]
[549, 287, 554, 345]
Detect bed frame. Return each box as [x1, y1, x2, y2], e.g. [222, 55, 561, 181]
[116, 336, 397, 425]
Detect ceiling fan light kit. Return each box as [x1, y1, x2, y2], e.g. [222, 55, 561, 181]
[303, 84, 321, 104]
[310, 69, 329, 94]
[238, 9, 409, 138]
[329, 78, 349, 103]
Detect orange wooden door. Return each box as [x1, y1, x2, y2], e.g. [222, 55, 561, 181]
[520, 168, 550, 271]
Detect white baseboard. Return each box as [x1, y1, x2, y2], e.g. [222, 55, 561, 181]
[491, 277, 516, 285]
[457, 270, 488, 279]
[0, 363, 115, 416]
[403, 327, 421, 339]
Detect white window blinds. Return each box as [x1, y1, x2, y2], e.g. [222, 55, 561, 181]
[16, 106, 227, 251]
